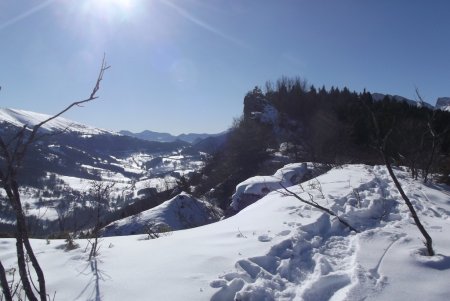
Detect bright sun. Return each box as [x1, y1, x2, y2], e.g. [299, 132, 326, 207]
[99, 0, 133, 11]
[81, 0, 138, 22]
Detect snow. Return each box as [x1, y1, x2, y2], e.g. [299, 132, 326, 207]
[436, 97, 450, 112]
[103, 192, 221, 236]
[1, 164, 450, 300]
[231, 162, 310, 210]
[0, 108, 115, 135]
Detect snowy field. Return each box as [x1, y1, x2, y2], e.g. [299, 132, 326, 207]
[1, 164, 450, 300]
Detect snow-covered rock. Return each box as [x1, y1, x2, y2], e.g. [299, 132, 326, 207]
[103, 192, 221, 236]
[243, 88, 279, 125]
[436, 97, 450, 112]
[230, 162, 311, 211]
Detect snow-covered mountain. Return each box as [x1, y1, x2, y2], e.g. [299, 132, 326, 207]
[1, 164, 449, 300]
[0, 108, 193, 183]
[0, 108, 114, 136]
[371, 93, 434, 109]
[0, 108, 208, 234]
[371, 93, 450, 112]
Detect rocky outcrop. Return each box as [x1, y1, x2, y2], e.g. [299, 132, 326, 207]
[243, 87, 269, 118]
[436, 97, 450, 112]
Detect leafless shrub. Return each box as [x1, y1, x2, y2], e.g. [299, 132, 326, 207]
[0, 55, 109, 300]
[143, 221, 172, 240]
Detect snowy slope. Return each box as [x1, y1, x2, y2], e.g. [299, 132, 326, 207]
[1, 164, 449, 300]
[0, 108, 114, 135]
[103, 192, 221, 236]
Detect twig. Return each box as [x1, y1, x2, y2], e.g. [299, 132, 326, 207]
[237, 228, 247, 238]
[279, 183, 358, 233]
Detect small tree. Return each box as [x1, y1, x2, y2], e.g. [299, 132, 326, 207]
[87, 181, 115, 260]
[363, 99, 435, 256]
[0, 56, 109, 300]
[415, 89, 449, 183]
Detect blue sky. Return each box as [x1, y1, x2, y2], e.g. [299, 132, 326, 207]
[0, 0, 449, 134]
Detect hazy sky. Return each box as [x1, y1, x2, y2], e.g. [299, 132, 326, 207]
[1, 0, 449, 134]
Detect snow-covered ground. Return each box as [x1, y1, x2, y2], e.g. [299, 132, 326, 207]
[1, 164, 449, 300]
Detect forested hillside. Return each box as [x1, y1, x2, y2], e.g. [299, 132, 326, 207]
[192, 78, 450, 210]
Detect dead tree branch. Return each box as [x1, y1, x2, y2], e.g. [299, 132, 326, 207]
[0, 55, 110, 300]
[279, 183, 358, 233]
[0, 260, 12, 301]
[362, 98, 434, 256]
[415, 88, 449, 183]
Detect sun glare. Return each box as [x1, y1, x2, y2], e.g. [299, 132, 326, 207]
[83, 0, 138, 20]
[57, 0, 149, 43]
[99, 0, 133, 11]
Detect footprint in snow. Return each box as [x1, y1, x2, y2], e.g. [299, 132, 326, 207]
[277, 230, 291, 236]
[210, 278, 245, 301]
[258, 234, 272, 242]
[210, 279, 228, 288]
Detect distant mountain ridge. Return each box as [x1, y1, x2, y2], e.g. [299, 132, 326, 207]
[371, 93, 435, 109]
[0, 108, 116, 136]
[0, 107, 193, 187]
[120, 129, 225, 143]
[0, 107, 215, 237]
[370, 93, 450, 112]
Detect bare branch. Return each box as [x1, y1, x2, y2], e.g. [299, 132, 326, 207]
[0, 260, 12, 301]
[362, 97, 435, 256]
[34, 123, 74, 142]
[33, 54, 109, 136]
[16, 54, 110, 164]
[279, 182, 358, 233]
[0, 55, 110, 300]
[415, 86, 426, 105]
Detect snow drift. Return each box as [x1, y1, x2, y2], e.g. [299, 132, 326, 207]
[102, 192, 221, 236]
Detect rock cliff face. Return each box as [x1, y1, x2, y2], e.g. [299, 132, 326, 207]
[243, 88, 279, 125]
[436, 97, 450, 112]
[243, 87, 269, 118]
